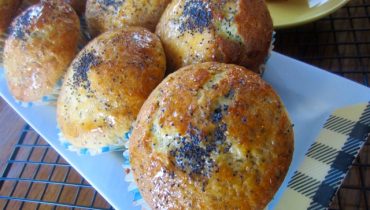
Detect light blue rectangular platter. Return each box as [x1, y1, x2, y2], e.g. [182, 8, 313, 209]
[0, 52, 369, 210]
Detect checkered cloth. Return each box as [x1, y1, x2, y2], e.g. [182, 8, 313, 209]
[277, 102, 370, 210]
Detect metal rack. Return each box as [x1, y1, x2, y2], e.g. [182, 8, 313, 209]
[274, 0, 370, 86]
[0, 125, 113, 209]
[0, 0, 369, 209]
[274, 0, 370, 209]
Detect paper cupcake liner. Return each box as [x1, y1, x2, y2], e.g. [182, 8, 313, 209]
[122, 141, 151, 210]
[58, 128, 131, 156]
[15, 79, 63, 108]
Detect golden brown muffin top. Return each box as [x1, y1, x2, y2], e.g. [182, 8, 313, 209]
[8, 1, 77, 41]
[3, 1, 80, 102]
[156, 0, 273, 73]
[130, 62, 293, 209]
[24, 0, 86, 14]
[57, 27, 166, 151]
[86, 0, 171, 36]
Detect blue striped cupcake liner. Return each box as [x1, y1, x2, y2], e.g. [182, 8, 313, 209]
[15, 79, 63, 108]
[58, 128, 131, 156]
[122, 141, 151, 210]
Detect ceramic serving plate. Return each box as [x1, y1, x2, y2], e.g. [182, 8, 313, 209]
[0, 52, 369, 210]
[267, 0, 350, 28]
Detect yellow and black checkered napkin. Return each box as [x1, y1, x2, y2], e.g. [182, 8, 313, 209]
[277, 102, 370, 210]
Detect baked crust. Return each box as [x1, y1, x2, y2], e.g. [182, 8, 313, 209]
[155, 0, 273, 73]
[57, 27, 166, 151]
[23, 0, 86, 15]
[0, 0, 22, 34]
[3, 1, 80, 102]
[85, 0, 171, 36]
[130, 62, 293, 209]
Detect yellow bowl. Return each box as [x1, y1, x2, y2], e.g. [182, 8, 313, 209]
[267, 0, 351, 28]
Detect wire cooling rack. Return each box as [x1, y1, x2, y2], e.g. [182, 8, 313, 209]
[274, 0, 370, 87]
[274, 0, 370, 209]
[0, 0, 369, 209]
[0, 125, 113, 210]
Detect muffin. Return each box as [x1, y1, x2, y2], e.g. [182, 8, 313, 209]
[85, 0, 171, 36]
[130, 62, 294, 209]
[0, 0, 22, 34]
[156, 0, 273, 73]
[24, 0, 87, 15]
[57, 27, 166, 155]
[3, 1, 80, 102]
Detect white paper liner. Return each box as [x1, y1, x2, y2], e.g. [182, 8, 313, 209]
[58, 128, 131, 156]
[122, 141, 151, 210]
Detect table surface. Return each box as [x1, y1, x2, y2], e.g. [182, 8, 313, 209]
[0, 0, 369, 209]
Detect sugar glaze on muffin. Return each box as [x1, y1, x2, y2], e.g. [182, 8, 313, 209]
[3, 1, 80, 102]
[130, 62, 294, 209]
[57, 27, 166, 154]
[156, 0, 273, 73]
[86, 0, 171, 36]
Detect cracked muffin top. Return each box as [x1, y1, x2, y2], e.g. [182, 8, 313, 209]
[130, 62, 294, 209]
